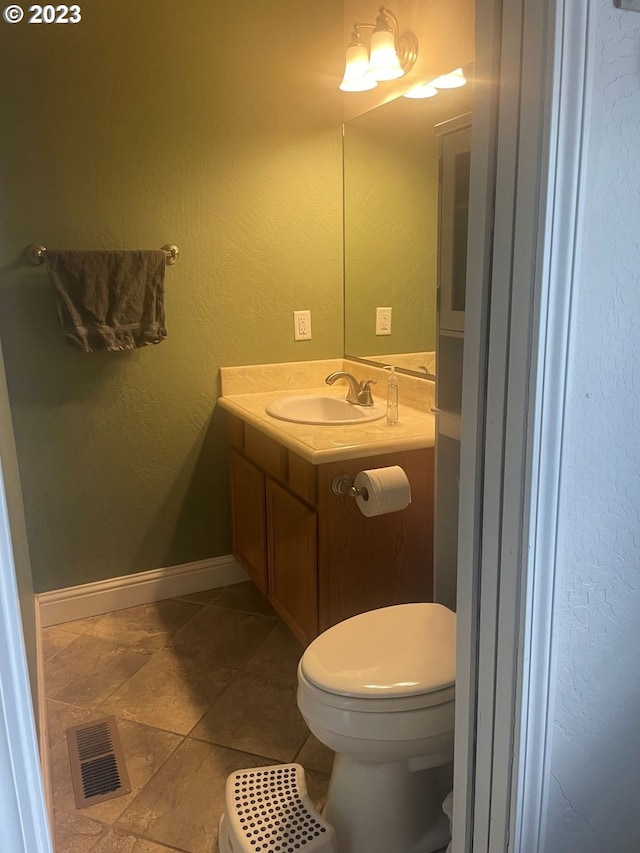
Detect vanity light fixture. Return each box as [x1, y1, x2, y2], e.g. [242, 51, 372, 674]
[340, 27, 378, 92]
[339, 6, 418, 93]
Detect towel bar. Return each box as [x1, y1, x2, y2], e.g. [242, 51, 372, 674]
[25, 244, 180, 266]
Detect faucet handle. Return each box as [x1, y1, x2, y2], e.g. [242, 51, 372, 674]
[358, 379, 376, 406]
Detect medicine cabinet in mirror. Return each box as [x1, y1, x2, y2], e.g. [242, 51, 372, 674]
[343, 68, 473, 378]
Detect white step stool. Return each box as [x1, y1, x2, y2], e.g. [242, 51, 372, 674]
[218, 763, 337, 853]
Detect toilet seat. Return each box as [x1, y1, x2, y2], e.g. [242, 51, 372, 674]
[300, 603, 456, 704]
[298, 664, 454, 713]
[298, 663, 455, 745]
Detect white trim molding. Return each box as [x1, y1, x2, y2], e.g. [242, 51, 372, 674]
[512, 2, 595, 849]
[37, 555, 247, 627]
[0, 459, 53, 853]
[451, 0, 503, 847]
[34, 600, 53, 837]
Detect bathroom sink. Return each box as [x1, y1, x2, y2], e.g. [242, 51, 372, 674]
[265, 395, 386, 425]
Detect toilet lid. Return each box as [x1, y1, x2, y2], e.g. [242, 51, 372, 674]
[301, 603, 456, 698]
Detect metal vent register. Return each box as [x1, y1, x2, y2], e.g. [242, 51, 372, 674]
[66, 716, 131, 808]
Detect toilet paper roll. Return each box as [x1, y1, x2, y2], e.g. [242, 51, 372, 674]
[354, 466, 412, 517]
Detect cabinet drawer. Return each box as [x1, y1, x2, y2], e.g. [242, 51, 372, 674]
[244, 425, 286, 481]
[225, 412, 245, 452]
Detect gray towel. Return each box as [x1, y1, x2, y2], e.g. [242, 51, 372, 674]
[45, 249, 167, 353]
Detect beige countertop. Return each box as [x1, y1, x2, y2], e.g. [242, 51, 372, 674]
[218, 385, 435, 464]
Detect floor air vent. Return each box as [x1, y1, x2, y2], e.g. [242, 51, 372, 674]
[66, 716, 131, 808]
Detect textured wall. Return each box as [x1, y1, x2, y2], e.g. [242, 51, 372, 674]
[544, 3, 640, 850]
[0, 0, 344, 592]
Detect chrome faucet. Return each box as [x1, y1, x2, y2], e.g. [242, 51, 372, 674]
[325, 371, 376, 406]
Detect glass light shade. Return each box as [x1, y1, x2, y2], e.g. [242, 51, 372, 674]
[339, 43, 377, 92]
[368, 29, 404, 81]
[430, 67, 467, 89]
[403, 83, 438, 99]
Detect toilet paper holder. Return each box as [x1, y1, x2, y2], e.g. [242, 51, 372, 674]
[331, 474, 369, 501]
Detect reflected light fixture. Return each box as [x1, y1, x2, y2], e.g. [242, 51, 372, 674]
[339, 6, 418, 93]
[430, 66, 467, 89]
[402, 66, 467, 99]
[403, 83, 438, 99]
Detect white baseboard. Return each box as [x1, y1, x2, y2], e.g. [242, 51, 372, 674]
[36, 555, 247, 627]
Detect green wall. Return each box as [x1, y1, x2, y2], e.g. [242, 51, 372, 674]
[0, 0, 344, 593]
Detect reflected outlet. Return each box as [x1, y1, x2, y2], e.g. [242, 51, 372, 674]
[376, 307, 392, 335]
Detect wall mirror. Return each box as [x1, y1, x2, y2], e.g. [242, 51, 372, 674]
[343, 68, 473, 378]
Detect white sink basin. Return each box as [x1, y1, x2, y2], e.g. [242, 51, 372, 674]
[266, 395, 386, 425]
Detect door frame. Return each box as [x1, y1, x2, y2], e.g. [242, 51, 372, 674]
[453, 0, 595, 849]
[0, 1, 595, 850]
[0, 457, 53, 850]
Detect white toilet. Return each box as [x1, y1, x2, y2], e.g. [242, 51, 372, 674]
[297, 602, 456, 853]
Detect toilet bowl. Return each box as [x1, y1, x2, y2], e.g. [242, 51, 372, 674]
[296, 603, 456, 853]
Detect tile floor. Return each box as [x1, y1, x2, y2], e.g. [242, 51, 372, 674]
[43, 581, 334, 853]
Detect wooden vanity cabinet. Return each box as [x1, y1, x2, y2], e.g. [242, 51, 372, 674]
[228, 449, 268, 595]
[225, 412, 433, 646]
[266, 479, 318, 643]
[316, 449, 433, 631]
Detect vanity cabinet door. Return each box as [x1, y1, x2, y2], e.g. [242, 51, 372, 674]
[229, 449, 268, 595]
[266, 479, 318, 646]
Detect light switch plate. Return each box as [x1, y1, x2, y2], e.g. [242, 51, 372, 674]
[615, 0, 640, 11]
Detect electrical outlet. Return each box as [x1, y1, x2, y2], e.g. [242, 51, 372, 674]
[376, 307, 392, 336]
[294, 310, 312, 341]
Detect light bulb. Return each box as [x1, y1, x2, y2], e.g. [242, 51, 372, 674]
[368, 28, 404, 81]
[339, 33, 377, 92]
